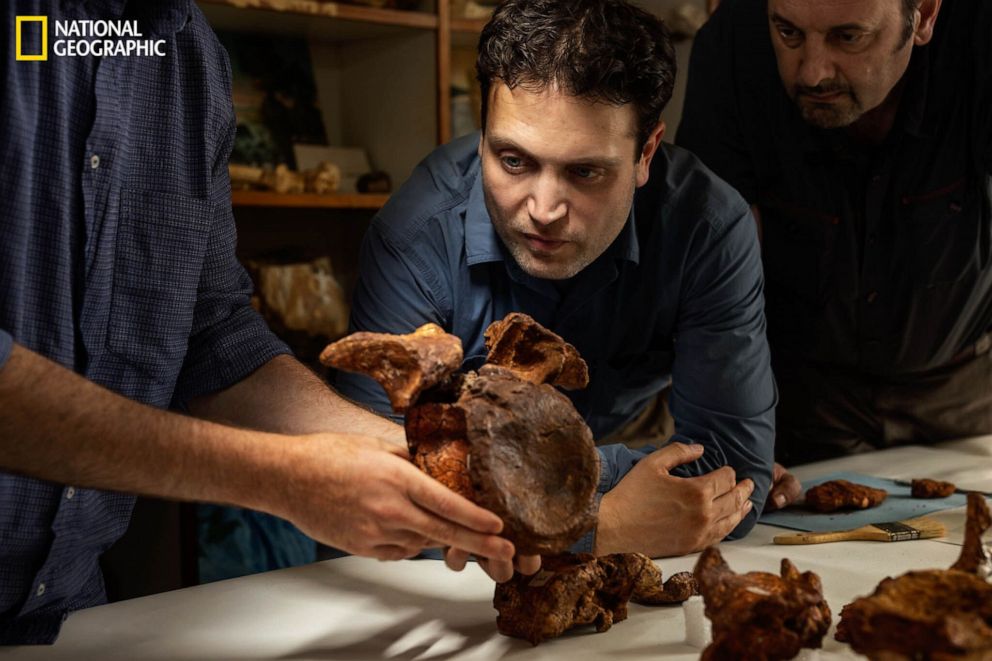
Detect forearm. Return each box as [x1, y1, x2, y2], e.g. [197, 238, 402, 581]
[0, 343, 289, 515]
[187, 354, 404, 445]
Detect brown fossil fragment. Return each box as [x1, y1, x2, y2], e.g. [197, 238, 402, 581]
[836, 493, 992, 659]
[694, 546, 831, 661]
[494, 552, 696, 645]
[319, 323, 461, 413]
[322, 314, 600, 555]
[484, 312, 589, 389]
[805, 479, 888, 513]
[911, 478, 957, 499]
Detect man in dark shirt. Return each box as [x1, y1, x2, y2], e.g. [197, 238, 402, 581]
[678, 0, 992, 464]
[0, 0, 522, 644]
[337, 0, 797, 562]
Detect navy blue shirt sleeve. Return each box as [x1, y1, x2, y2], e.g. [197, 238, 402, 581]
[0, 329, 12, 371]
[595, 208, 775, 538]
[334, 220, 449, 421]
[171, 47, 290, 406]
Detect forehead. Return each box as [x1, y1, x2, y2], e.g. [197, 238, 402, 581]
[486, 84, 638, 161]
[768, 0, 898, 28]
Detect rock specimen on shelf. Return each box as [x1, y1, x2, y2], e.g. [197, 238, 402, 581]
[694, 546, 831, 660]
[910, 478, 957, 499]
[493, 552, 698, 645]
[836, 493, 992, 658]
[805, 479, 888, 513]
[321, 313, 600, 554]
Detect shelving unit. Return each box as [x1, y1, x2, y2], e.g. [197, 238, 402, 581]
[231, 190, 389, 209]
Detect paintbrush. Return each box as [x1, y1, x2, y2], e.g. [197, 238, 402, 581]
[773, 516, 946, 545]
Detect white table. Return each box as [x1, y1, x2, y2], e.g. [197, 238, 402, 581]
[3, 437, 991, 660]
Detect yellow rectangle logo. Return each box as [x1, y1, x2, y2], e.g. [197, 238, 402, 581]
[16, 16, 48, 61]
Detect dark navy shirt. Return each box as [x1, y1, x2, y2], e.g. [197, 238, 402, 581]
[0, 0, 288, 643]
[337, 133, 776, 545]
[677, 0, 992, 376]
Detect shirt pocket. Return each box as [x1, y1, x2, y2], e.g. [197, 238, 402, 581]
[901, 178, 980, 288]
[107, 190, 212, 380]
[759, 194, 839, 308]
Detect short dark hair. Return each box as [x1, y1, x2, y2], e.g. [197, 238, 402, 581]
[476, 0, 677, 156]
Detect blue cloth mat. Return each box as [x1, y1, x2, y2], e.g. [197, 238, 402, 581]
[760, 471, 967, 532]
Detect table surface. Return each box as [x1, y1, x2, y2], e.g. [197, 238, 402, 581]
[3, 436, 991, 660]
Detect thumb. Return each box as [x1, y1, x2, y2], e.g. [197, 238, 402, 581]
[650, 442, 705, 472]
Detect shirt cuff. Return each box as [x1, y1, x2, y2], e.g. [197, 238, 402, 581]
[0, 329, 13, 371]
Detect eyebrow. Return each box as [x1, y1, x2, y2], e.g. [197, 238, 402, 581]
[486, 135, 624, 169]
[770, 12, 868, 33]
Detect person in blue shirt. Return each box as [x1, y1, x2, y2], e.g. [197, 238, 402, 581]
[0, 0, 526, 645]
[336, 0, 800, 562]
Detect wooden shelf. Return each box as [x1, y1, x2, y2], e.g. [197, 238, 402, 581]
[450, 17, 487, 33]
[232, 190, 389, 209]
[197, 0, 438, 36]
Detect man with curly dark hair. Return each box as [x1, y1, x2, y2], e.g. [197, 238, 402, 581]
[337, 0, 797, 561]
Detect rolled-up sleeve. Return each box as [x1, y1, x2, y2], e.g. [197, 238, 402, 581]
[171, 96, 290, 406]
[0, 329, 12, 371]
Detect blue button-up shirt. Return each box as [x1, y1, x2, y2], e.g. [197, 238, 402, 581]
[337, 133, 776, 548]
[0, 0, 288, 643]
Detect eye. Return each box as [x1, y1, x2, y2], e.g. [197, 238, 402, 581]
[570, 165, 604, 183]
[776, 25, 802, 44]
[500, 155, 527, 172]
[836, 31, 864, 45]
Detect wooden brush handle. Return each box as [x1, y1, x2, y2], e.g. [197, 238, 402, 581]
[773, 528, 881, 544]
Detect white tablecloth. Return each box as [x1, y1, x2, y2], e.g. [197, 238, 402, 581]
[3, 437, 991, 660]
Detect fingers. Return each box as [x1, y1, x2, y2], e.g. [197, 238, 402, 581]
[651, 442, 706, 471]
[765, 463, 802, 511]
[514, 554, 541, 576]
[371, 544, 421, 561]
[403, 463, 504, 535]
[711, 478, 755, 523]
[477, 557, 515, 583]
[444, 547, 470, 572]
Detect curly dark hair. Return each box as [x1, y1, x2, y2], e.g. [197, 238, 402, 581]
[476, 0, 677, 156]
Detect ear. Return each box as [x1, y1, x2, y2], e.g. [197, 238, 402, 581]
[913, 0, 942, 46]
[635, 120, 666, 187]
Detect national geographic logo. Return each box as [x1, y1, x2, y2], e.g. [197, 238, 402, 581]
[15, 17, 167, 61]
[15, 16, 47, 61]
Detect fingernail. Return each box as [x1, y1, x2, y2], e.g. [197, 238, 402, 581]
[775, 494, 786, 507]
[744, 499, 753, 511]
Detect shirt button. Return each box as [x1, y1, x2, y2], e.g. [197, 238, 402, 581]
[90, 154, 101, 169]
[36, 583, 46, 597]
[65, 486, 76, 500]
[866, 291, 879, 304]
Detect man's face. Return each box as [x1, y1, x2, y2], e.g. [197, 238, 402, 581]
[768, 0, 916, 128]
[480, 84, 659, 281]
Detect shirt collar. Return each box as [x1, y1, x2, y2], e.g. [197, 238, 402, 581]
[463, 159, 641, 268]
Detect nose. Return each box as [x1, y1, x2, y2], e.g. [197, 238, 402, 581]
[797, 38, 835, 88]
[526, 172, 567, 226]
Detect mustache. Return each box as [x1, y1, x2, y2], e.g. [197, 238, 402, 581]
[795, 82, 851, 97]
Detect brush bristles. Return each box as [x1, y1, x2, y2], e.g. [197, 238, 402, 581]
[873, 517, 945, 541]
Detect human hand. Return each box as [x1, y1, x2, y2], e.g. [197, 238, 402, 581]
[272, 433, 516, 563]
[763, 462, 802, 512]
[443, 547, 541, 583]
[594, 443, 754, 557]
